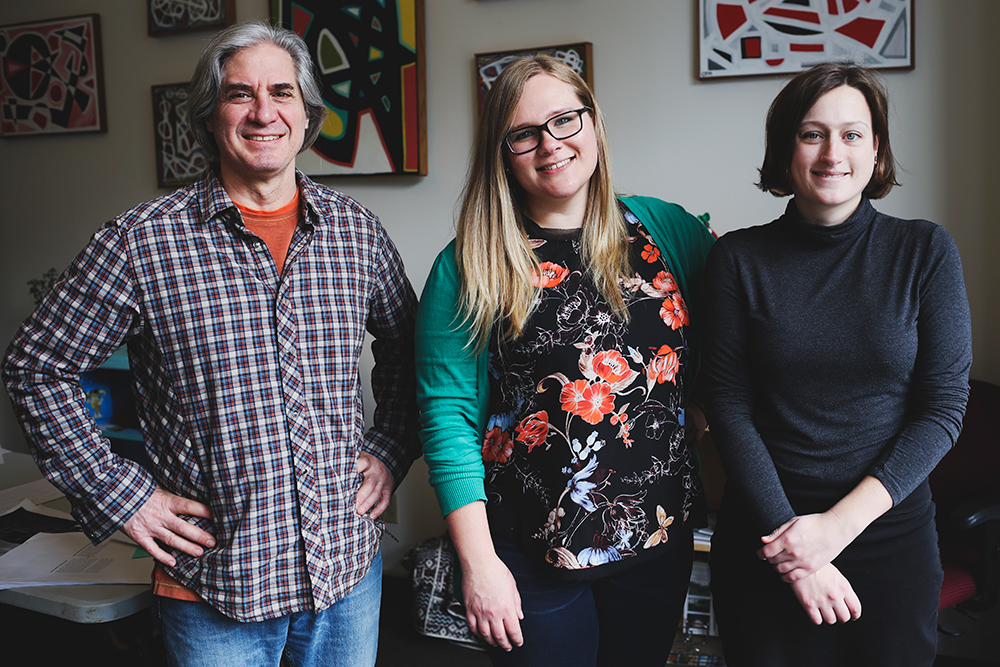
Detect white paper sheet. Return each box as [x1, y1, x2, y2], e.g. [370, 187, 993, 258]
[0, 477, 64, 515]
[0, 509, 152, 589]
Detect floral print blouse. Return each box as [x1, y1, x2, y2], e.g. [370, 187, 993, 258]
[483, 209, 702, 575]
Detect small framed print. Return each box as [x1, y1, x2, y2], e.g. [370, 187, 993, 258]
[148, 0, 236, 37]
[475, 43, 593, 112]
[0, 14, 107, 136]
[151, 82, 208, 188]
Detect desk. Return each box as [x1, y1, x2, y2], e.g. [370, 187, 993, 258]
[0, 451, 151, 623]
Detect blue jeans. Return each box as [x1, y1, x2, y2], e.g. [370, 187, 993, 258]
[154, 552, 382, 667]
[490, 530, 693, 667]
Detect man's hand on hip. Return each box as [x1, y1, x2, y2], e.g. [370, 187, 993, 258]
[356, 452, 394, 519]
[123, 487, 214, 567]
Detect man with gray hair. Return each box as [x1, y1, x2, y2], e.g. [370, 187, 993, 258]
[3, 20, 418, 665]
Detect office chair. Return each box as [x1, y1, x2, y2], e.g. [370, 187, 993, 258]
[928, 379, 1000, 634]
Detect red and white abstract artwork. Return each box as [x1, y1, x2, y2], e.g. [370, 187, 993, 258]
[0, 14, 106, 136]
[699, 0, 913, 79]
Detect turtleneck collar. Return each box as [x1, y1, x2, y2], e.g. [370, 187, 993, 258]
[779, 197, 877, 246]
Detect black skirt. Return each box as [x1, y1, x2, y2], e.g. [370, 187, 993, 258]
[709, 479, 941, 667]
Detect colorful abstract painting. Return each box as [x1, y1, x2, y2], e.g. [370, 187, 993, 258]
[0, 14, 106, 136]
[271, 0, 427, 176]
[699, 0, 913, 79]
[476, 43, 593, 112]
[152, 83, 208, 188]
[148, 0, 236, 36]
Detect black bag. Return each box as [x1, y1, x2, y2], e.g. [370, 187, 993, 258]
[403, 533, 487, 649]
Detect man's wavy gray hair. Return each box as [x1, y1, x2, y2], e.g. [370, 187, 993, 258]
[186, 21, 327, 162]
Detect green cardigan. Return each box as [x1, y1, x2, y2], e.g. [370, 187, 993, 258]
[415, 196, 716, 517]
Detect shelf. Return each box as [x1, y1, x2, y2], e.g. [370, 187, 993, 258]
[100, 426, 143, 442]
[100, 347, 130, 371]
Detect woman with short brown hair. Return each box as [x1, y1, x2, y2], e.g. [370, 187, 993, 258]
[704, 62, 972, 666]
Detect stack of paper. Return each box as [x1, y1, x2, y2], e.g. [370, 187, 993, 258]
[0, 496, 152, 589]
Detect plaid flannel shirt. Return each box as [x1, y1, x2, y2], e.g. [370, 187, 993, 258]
[3, 170, 420, 621]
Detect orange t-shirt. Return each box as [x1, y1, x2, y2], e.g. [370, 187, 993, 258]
[238, 192, 301, 275]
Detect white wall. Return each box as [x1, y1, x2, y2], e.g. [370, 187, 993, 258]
[2, 1, 997, 573]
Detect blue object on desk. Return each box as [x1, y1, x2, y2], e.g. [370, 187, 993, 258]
[80, 376, 112, 425]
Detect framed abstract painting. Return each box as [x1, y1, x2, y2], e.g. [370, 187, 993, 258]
[148, 0, 236, 36]
[270, 0, 427, 176]
[475, 43, 593, 112]
[152, 82, 208, 188]
[699, 0, 914, 79]
[0, 14, 107, 136]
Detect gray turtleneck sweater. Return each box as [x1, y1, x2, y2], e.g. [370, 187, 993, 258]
[703, 198, 972, 533]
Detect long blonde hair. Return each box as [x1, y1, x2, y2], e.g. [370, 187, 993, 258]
[456, 55, 629, 348]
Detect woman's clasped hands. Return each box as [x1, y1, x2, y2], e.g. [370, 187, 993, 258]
[757, 511, 862, 625]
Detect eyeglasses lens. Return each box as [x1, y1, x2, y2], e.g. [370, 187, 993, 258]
[507, 110, 584, 154]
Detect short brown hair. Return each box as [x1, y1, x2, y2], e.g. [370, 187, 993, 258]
[757, 62, 899, 199]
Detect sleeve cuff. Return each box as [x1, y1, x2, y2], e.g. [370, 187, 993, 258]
[434, 478, 487, 518]
[74, 459, 158, 543]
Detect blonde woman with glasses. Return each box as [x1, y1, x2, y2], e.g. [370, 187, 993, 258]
[416, 56, 716, 666]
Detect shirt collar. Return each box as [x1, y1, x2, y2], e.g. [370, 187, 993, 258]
[193, 167, 322, 229]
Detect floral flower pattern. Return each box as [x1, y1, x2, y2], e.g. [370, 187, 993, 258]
[653, 271, 677, 292]
[647, 344, 680, 388]
[660, 293, 689, 330]
[482, 426, 513, 463]
[481, 213, 701, 570]
[515, 411, 550, 452]
[591, 349, 637, 385]
[566, 456, 601, 512]
[532, 261, 571, 288]
[559, 380, 615, 425]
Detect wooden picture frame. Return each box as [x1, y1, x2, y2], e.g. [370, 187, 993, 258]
[0, 14, 107, 136]
[151, 82, 208, 188]
[148, 0, 236, 36]
[270, 0, 427, 177]
[699, 0, 914, 79]
[475, 43, 593, 112]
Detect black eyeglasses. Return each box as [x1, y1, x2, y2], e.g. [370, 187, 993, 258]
[505, 107, 591, 155]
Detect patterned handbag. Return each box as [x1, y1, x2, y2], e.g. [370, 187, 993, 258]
[403, 533, 487, 649]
